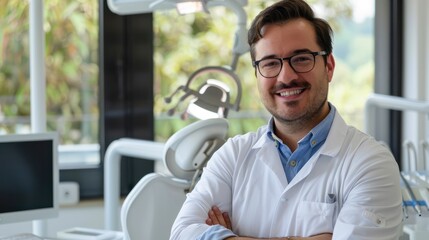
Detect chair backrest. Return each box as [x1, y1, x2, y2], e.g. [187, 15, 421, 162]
[120, 118, 229, 240]
[120, 174, 190, 240]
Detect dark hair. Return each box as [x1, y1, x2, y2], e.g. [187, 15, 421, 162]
[248, 0, 333, 62]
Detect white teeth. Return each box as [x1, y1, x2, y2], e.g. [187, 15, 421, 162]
[279, 89, 303, 97]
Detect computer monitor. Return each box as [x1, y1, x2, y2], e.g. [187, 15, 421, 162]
[0, 132, 59, 224]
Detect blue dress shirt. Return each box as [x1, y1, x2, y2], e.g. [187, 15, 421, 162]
[267, 104, 335, 182]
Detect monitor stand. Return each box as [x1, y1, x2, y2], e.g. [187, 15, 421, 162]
[33, 220, 48, 237]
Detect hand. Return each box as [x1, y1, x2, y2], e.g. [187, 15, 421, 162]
[206, 206, 232, 230]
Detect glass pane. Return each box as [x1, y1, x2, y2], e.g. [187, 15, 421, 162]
[0, 1, 99, 166]
[327, 0, 375, 130]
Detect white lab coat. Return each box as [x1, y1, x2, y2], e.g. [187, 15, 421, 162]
[170, 111, 403, 240]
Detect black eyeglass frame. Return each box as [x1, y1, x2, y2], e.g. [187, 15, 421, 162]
[252, 51, 328, 78]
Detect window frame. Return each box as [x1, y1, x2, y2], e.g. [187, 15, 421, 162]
[59, 1, 155, 198]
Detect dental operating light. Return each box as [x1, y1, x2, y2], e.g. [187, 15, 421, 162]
[185, 79, 230, 119]
[107, 0, 248, 119]
[164, 66, 242, 120]
[107, 0, 247, 14]
[175, 1, 207, 14]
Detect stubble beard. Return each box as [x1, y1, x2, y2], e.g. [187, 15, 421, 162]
[269, 94, 328, 132]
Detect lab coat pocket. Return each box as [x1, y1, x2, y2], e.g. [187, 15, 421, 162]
[296, 201, 335, 236]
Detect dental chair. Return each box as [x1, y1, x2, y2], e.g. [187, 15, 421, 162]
[120, 118, 229, 240]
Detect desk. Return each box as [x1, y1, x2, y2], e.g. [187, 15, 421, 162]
[57, 227, 123, 240]
[0, 229, 123, 240]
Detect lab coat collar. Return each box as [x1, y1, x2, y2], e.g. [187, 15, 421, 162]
[287, 112, 348, 185]
[252, 125, 273, 149]
[285, 112, 349, 190]
[250, 111, 349, 189]
[318, 110, 348, 158]
[252, 110, 347, 155]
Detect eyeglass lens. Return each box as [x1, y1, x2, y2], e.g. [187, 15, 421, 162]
[257, 53, 316, 78]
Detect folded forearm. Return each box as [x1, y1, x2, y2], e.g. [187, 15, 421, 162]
[225, 233, 332, 240]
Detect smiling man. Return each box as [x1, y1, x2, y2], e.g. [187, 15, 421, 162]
[170, 1, 402, 239]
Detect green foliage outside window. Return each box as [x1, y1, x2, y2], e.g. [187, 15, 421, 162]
[0, 0, 98, 144]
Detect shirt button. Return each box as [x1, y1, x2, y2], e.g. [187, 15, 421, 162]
[289, 160, 297, 167]
[311, 140, 317, 146]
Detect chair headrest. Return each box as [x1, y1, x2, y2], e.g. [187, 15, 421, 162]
[163, 118, 229, 180]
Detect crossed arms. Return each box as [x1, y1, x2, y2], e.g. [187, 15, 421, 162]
[206, 206, 333, 240]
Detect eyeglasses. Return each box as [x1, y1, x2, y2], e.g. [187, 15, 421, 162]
[252, 51, 327, 78]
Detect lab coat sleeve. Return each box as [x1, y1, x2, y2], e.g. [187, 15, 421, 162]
[170, 138, 236, 240]
[333, 138, 403, 240]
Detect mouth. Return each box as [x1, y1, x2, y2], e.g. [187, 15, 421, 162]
[276, 87, 306, 97]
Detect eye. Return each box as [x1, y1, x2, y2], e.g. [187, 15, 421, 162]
[260, 59, 281, 69]
[291, 54, 312, 64]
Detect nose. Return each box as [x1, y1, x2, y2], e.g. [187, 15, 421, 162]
[277, 60, 298, 83]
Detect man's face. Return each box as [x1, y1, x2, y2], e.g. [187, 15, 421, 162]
[254, 18, 335, 127]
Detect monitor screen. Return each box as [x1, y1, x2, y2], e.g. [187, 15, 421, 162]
[0, 132, 59, 224]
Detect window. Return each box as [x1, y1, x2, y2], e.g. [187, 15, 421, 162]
[0, 1, 99, 166]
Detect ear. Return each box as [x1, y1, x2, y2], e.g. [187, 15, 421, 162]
[326, 54, 335, 82]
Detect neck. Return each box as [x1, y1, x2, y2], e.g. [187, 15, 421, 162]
[273, 102, 330, 151]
